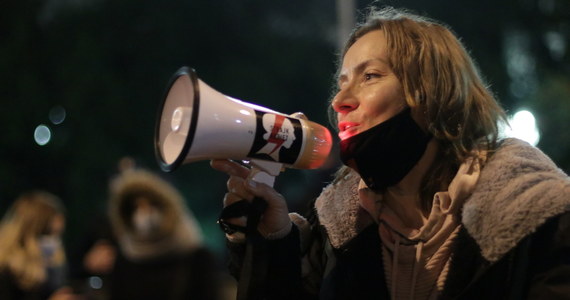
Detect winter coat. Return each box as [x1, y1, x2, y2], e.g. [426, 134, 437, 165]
[227, 138, 570, 299]
[107, 169, 223, 300]
[109, 246, 221, 300]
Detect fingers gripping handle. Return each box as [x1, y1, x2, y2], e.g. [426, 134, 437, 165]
[218, 159, 281, 236]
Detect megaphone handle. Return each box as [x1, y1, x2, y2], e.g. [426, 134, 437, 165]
[249, 169, 276, 187]
[231, 159, 281, 300]
[248, 159, 283, 188]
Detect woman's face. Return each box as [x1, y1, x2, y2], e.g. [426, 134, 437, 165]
[49, 213, 65, 237]
[332, 30, 407, 141]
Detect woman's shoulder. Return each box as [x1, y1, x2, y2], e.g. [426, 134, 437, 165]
[491, 138, 565, 174]
[462, 137, 570, 262]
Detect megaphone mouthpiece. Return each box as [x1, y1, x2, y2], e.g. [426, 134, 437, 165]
[293, 120, 333, 169]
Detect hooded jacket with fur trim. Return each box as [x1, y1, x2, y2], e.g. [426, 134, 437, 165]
[107, 169, 222, 300]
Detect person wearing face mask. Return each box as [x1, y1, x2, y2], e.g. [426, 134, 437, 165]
[211, 6, 570, 300]
[106, 168, 223, 300]
[0, 191, 81, 300]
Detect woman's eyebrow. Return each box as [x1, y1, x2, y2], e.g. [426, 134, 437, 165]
[337, 58, 388, 83]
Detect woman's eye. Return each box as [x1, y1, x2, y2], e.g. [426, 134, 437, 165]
[364, 73, 380, 81]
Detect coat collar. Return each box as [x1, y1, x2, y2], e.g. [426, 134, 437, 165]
[315, 138, 570, 262]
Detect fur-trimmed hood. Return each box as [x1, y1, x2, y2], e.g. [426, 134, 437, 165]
[315, 138, 570, 263]
[109, 169, 203, 261]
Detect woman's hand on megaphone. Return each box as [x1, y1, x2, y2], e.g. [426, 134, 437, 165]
[211, 159, 292, 239]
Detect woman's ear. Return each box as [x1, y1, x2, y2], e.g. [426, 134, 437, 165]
[410, 91, 429, 133]
[414, 89, 425, 105]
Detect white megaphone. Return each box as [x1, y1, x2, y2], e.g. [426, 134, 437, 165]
[155, 66, 333, 187]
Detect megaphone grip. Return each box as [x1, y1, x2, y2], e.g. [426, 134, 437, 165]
[248, 159, 283, 187]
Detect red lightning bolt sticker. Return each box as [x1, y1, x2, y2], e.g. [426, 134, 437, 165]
[266, 114, 286, 155]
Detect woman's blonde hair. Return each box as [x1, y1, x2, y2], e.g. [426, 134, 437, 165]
[0, 191, 66, 289]
[331, 7, 507, 209]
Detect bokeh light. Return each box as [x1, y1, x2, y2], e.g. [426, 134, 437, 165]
[34, 124, 52, 146]
[89, 276, 103, 289]
[49, 105, 66, 125]
[503, 109, 540, 146]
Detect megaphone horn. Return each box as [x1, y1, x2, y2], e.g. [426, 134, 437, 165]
[154, 67, 332, 184]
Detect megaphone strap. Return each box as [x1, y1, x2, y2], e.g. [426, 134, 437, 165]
[217, 198, 267, 235]
[218, 197, 270, 299]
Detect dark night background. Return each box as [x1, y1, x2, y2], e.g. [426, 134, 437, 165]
[1, 0, 569, 261]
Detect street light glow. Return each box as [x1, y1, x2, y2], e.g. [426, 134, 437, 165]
[503, 109, 540, 146]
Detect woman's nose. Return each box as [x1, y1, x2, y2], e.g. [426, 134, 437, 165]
[331, 88, 358, 114]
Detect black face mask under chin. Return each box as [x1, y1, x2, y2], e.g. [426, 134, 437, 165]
[339, 108, 431, 192]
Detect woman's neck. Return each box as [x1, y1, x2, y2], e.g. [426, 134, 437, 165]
[383, 139, 439, 229]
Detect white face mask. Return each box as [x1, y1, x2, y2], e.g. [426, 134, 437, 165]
[39, 235, 60, 260]
[132, 208, 162, 236]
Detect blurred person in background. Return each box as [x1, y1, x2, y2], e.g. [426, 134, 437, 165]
[103, 167, 223, 300]
[70, 207, 116, 300]
[0, 190, 82, 300]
